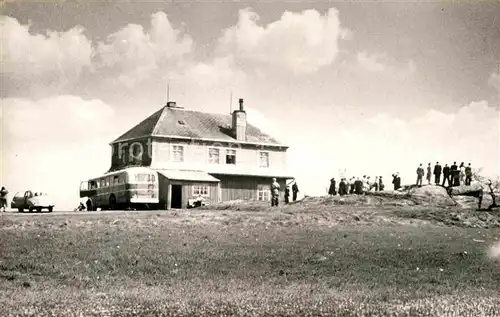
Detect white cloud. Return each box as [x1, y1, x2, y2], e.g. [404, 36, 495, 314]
[356, 51, 387, 72]
[95, 11, 193, 87]
[2, 96, 120, 210]
[489, 70, 500, 92]
[0, 15, 92, 89]
[217, 7, 349, 74]
[277, 101, 500, 196]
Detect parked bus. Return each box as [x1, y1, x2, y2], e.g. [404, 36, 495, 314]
[79, 167, 159, 211]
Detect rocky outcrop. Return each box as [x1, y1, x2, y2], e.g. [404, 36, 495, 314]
[448, 183, 483, 196]
[409, 185, 456, 207]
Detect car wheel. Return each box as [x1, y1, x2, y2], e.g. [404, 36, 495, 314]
[29, 207, 33, 213]
[18, 208, 24, 213]
[36, 207, 42, 213]
[48, 206, 53, 213]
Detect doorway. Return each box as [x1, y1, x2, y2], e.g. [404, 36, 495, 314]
[171, 184, 183, 209]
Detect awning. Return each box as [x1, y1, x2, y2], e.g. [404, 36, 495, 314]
[156, 170, 220, 182]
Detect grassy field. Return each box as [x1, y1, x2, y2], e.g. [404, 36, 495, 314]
[1, 203, 500, 316]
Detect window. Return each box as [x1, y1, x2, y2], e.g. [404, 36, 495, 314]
[172, 145, 184, 162]
[259, 151, 269, 168]
[208, 148, 220, 164]
[193, 185, 209, 196]
[113, 176, 119, 185]
[257, 185, 270, 201]
[226, 149, 236, 164]
[121, 146, 129, 164]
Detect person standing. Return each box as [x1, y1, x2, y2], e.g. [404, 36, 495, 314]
[284, 186, 290, 204]
[349, 177, 355, 194]
[416, 164, 424, 187]
[271, 178, 280, 207]
[292, 182, 299, 202]
[395, 173, 401, 190]
[339, 178, 346, 196]
[433, 162, 442, 185]
[465, 163, 472, 186]
[328, 178, 337, 196]
[354, 178, 363, 195]
[426, 163, 432, 185]
[450, 162, 458, 185]
[442, 164, 450, 187]
[459, 162, 466, 185]
[379, 176, 384, 191]
[373, 177, 379, 191]
[0, 186, 8, 212]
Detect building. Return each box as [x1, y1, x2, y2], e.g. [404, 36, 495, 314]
[108, 98, 293, 209]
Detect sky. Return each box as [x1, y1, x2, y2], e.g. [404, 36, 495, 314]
[1, 1, 499, 209]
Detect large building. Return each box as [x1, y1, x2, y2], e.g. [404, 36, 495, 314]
[108, 99, 293, 209]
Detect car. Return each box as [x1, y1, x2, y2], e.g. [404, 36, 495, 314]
[11, 190, 55, 213]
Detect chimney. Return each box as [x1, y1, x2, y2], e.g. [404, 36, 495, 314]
[166, 101, 183, 109]
[232, 98, 247, 141]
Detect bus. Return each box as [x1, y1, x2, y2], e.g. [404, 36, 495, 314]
[79, 167, 159, 211]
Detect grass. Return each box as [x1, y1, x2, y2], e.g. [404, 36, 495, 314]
[1, 205, 500, 316]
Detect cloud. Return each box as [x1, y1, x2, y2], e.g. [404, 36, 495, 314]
[94, 11, 193, 87]
[356, 51, 416, 78]
[217, 7, 349, 74]
[276, 100, 500, 196]
[356, 51, 387, 72]
[489, 70, 500, 92]
[2, 96, 120, 209]
[0, 15, 92, 94]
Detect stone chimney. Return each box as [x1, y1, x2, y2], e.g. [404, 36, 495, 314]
[232, 98, 247, 141]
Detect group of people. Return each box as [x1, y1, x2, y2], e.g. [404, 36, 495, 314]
[328, 176, 386, 196]
[270, 178, 299, 207]
[416, 162, 473, 187]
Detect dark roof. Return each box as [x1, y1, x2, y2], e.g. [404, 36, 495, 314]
[111, 105, 285, 146]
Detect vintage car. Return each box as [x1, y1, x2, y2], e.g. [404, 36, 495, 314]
[11, 190, 55, 212]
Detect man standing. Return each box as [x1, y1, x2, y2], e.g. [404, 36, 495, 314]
[0, 186, 8, 212]
[416, 164, 424, 187]
[395, 173, 401, 190]
[379, 176, 384, 191]
[354, 178, 363, 195]
[465, 163, 473, 186]
[284, 186, 290, 204]
[450, 162, 458, 185]
[292, 182, 299, 202]
[271, 178, 280, 207]
[433, 162, 442, 185]
[442, 164, 450, 187]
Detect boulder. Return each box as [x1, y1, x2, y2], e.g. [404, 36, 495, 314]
[453, 195, 480, 209]
[365, 190, 410, 199]
[409, 185, 456, 207]
[448, 183, 483, 196]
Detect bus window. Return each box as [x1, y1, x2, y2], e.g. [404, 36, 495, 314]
[80, 181, 89, 191]
[113, 176, 119, 185]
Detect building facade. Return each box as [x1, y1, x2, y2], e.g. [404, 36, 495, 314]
[108, 99, 293, 209]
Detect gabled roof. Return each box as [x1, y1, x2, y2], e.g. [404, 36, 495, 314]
[111, 105, 285, 147]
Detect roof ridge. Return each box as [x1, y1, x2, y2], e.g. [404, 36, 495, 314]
[151, 106, 168, 136]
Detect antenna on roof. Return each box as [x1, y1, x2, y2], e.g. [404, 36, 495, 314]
[229, 91, 233, 114]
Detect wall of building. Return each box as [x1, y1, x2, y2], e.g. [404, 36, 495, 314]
[109, 137, 152, 171]
[157, 173, 219, 209]
[150, 138, 288, 175]
[214, 175, 286, 202]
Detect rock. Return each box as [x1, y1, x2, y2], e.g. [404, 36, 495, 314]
[409, 185, 456, 207]
[454, 195, 479, 209]
[448, 183, 483, 196]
